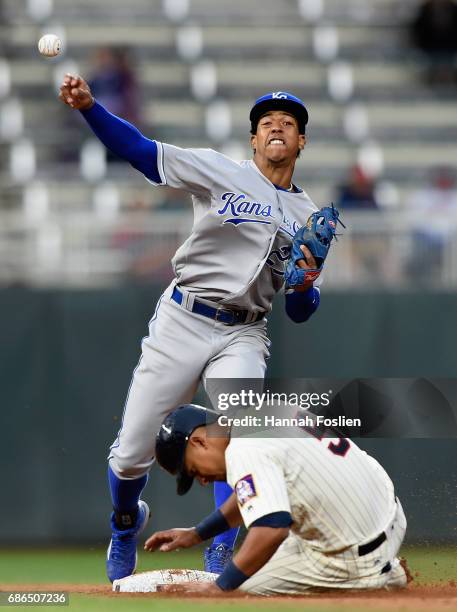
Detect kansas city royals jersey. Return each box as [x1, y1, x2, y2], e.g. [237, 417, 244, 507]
[150, 143, 318, 312]
[225, 436, 398, 553]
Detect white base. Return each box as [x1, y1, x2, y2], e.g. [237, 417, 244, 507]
[113, 569, 218, 593]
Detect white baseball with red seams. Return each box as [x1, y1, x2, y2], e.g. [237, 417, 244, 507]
[38, 34, 62, 57]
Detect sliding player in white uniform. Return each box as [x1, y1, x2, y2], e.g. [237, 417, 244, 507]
[145, 405, 409, 595]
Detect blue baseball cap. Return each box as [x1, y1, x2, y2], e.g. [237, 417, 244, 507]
[250, 92, 309, 135]
[156, 404, 219, 495]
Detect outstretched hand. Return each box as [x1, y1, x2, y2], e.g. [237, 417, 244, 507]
[144, 527, 202, 552]
[59, 73, 95, 111]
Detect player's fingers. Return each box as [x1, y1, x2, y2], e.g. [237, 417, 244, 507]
[71, 87, 87, 99]
[159, 540, 180, 552]
[144, 535, 161, 551]
[144, 530, 175, 551]
[61, 79, 77, 97]
[298, 245, 317, 269]
[64, 73, 78, 87]
[71, 74, 84, 88]
[58, 90, 73, 106]
[144, 536, 166, 551]
[59, 88, 72, 103]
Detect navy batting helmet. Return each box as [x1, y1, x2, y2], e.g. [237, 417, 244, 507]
[155, 404, 219, 495]
[250, 91, 309, 135]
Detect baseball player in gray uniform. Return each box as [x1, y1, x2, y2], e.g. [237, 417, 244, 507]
[145, 405, 409, 596]
[59, 75, 325, 582]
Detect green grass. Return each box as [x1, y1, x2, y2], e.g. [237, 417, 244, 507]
[399, 546, 456, 583]
[0, 547, 204, 585]
[0, 546, 455, 612]
[57, 597, 345, 612]
[1, 546, 455, 586]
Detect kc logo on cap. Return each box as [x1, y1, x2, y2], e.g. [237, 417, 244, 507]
[249, 91, 309, 134]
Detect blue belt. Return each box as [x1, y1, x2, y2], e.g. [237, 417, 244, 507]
[171, 287, 265, 326]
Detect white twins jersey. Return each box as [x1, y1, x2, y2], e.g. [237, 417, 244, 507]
[149, 143, 319, 312]
[225, 436, 398, 553]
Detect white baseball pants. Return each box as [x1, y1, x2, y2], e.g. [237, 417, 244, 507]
[241, 497, 408, 595]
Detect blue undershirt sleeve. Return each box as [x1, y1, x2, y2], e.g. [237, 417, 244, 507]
[80, 100, 162, 184]
[285, 286, 320, 323]
[250, 511, 293, 528]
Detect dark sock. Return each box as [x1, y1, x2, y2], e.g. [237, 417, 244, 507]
[108, 464, 148, 530]
[113, 507, 139, 530]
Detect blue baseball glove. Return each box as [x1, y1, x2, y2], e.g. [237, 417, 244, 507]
[284, 204, 344, 289]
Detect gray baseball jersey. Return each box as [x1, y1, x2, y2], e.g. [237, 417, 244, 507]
[110, 145, 319, 483]
[150, 144, 319, 311]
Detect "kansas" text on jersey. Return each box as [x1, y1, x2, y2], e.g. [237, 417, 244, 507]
[218, 192, 273, 225]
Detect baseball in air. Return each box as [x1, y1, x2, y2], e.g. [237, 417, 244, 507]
[38, 34, 62, 57]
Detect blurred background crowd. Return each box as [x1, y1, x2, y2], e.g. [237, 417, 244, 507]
[0, 0, 457, 288]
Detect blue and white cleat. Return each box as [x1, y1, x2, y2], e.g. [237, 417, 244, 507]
[106, 500, 150, 583]
[203, 543, 234, 575]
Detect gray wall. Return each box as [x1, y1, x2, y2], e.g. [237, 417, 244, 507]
[0, 287, 455, 544]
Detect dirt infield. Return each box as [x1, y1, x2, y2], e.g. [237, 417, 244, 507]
[2, 582, 456, 609]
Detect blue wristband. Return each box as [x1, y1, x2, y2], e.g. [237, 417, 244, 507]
[195, 509, 230, 541]
[215, 560, 249, 591]
[285, 286, 320, 323]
